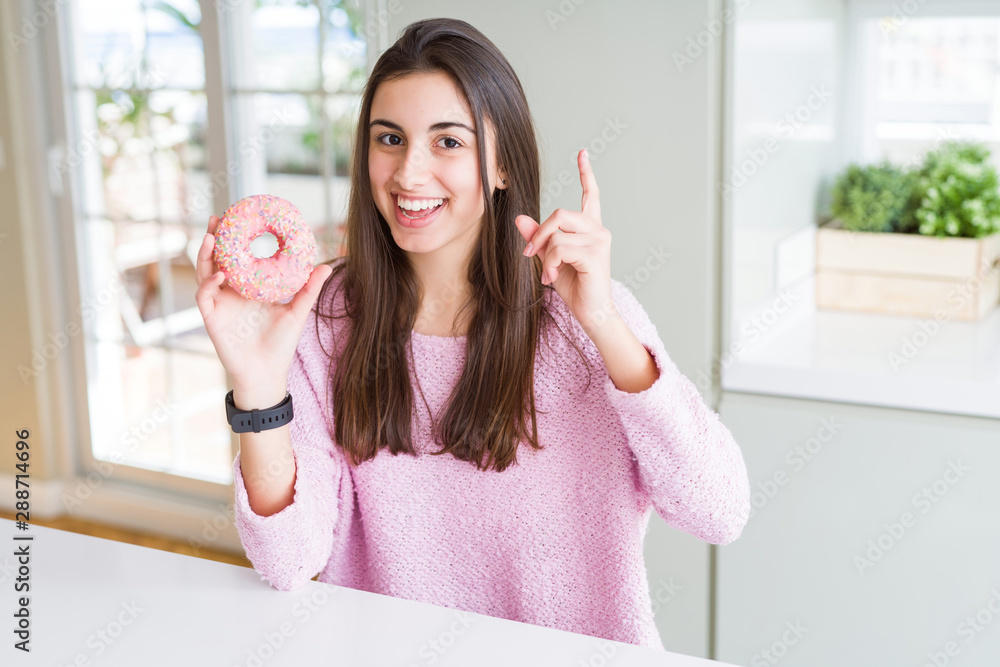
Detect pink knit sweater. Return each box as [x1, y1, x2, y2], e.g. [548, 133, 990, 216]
[231, 271, 751, 651]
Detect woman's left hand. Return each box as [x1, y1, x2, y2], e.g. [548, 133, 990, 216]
[515, 148, 616, 334]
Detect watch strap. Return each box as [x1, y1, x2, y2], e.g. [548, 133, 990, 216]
[225, 389, 293, 433]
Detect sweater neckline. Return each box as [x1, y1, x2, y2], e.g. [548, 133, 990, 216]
[411, 329, 467, 341]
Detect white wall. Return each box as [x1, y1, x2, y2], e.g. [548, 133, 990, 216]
[0, 4, 43, 471]
[0, 0, 64, 485]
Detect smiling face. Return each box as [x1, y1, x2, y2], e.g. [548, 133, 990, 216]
[367, 70, 506, 261]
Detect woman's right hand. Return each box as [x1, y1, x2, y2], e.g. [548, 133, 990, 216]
[194, 215, 333, 400]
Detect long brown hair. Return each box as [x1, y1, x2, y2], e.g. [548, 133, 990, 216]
[315, 17, 592, 473]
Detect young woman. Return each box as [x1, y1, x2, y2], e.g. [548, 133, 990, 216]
[195, 17, 750, 651]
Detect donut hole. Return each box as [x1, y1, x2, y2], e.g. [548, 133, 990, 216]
[249, 232, 280, 259]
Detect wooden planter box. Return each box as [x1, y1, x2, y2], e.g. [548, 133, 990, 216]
[815, 219, 1000, 321]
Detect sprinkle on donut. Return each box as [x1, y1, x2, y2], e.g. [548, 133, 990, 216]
[213, 195, 318, 304]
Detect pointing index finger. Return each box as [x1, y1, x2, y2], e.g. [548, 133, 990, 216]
[578, 148, 601, 221]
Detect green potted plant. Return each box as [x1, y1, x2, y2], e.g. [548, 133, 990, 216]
[816, 141, 1000, 321]
[830, 160, 916, 233]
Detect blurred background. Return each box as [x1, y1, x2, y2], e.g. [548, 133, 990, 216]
[1, 0, 999, 665]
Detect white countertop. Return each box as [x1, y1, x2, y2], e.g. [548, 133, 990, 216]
[724, 274, 1000, 419]
[0, 519, 739, 666]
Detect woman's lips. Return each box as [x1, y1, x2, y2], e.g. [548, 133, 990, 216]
[394, 198, 447, 229]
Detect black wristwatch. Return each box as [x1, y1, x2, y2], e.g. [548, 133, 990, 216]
[225, 389, 294, 433]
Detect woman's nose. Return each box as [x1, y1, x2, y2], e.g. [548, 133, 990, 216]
[394, 146, 430, 188]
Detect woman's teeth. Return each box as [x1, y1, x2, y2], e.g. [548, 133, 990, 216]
[397, 196, 445, 219]
[397, 196, 445, 211]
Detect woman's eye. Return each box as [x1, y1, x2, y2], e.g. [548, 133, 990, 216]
[374, 133, 461, 149]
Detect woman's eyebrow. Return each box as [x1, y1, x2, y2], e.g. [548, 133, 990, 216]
[369, 119, 475, 134]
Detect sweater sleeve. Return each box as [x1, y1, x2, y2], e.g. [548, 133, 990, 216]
[599, 280, 751, 545]
[231, 345, 344, 590]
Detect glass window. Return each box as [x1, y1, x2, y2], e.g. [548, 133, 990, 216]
[861, 16, 1000, 169]
[227, 0, 363, 264]
[66, 0, 364, 489]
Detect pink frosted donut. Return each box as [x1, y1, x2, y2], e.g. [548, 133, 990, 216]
[213, 195, 318, 304]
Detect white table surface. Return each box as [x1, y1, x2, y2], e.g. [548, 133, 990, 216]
[0, 519, 740, 666]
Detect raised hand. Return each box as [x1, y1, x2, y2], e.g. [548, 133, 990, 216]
[514, 148, 615, 334]
[194, 215, 332, 396]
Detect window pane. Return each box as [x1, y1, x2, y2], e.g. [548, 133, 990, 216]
[108, 345, 171, 467]
[167, 347, 230, 482]
[86, 88, 207, 224]
[232, 93, 325, 227]
[868, 16, 1000, 166]
[71, 0, 231, 488]
[322, 0, 368, 93]
[74, 0, 205, 89]
[230, 0, 321, 91]
[225, 0, 363, 261]
[320, 94, 359, 262]
[877, 17, 996, 124]
[97, 344, 228, 483]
